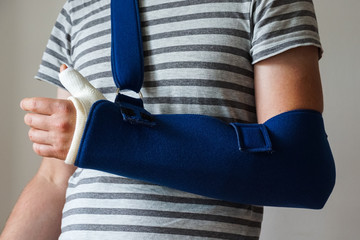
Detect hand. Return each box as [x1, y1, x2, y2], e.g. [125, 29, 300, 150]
[21, 65, 76, 160]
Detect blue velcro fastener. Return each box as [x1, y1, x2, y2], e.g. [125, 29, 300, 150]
[230, 123, 272, 152]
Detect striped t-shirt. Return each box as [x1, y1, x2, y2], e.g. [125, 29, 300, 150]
[35, 0, 322, 239]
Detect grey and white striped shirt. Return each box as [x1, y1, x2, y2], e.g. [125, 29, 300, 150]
[36, 0, 322, 239]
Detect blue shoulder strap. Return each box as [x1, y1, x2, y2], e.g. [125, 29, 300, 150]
[111, 0, 144, 93]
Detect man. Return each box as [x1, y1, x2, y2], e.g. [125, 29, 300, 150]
[1, 0, 325, 239]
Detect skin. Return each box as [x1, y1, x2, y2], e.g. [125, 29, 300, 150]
[254, 46, 323, 123]
[0, 66, 76, 240]
[21, 65, 76, 160]
[0, 46, 323, 239]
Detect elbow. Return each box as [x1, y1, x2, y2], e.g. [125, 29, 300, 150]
[310, 161, 336, 209]
[296, 144, 336, 210]
[306, 172, 336, 210]
[279, 158, 336, 210]
[265, 109, 336, 209]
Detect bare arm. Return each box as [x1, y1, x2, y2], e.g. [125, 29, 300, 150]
[0, 88, 76, 240]
[254, 46, 323, 123]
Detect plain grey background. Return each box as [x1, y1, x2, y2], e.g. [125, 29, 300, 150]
[0, 0, 359, 239]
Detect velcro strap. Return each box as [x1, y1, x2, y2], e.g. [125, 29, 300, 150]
[230, 123, 272, 152]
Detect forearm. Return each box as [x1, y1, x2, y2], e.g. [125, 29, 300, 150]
[1, 158, 75, 240]
[1, 174, 66, 240]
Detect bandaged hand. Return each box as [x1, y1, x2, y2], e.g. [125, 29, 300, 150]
[58, 66, 106, 164]
[21, 65, 105, 164]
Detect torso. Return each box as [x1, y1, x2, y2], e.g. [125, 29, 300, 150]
[50, 0, 263, 239]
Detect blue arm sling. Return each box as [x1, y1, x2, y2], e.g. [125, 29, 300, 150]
[74, 0, 336, 209]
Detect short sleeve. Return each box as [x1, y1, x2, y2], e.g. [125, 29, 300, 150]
[35, 1, 73, 88]
[250, 0, 323, 64]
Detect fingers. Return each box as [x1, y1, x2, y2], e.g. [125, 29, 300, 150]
[20, 97, 57, 115]
[32, 143, 53, 158]
[30, 128, 71, 160]
[28, 128, 50, 145]
[25, 111, 75, 133]
[21, 97, 75, 115]
[28, 122, 73, 160]
[24, 113, 52, 131]
[21, 96, 76, 160]
[32, 143, 67, 160]
[20, 64, 75, 160]
[23, 99, 76, 131]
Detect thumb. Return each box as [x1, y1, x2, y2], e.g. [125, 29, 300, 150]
[58, 67, 106, 165]
[60, 64, 68, 72]
[59, 67, 106, 114]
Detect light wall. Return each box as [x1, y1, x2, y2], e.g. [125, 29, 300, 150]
[0, 0, 64, 229]
[1, 1, 359, 239]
